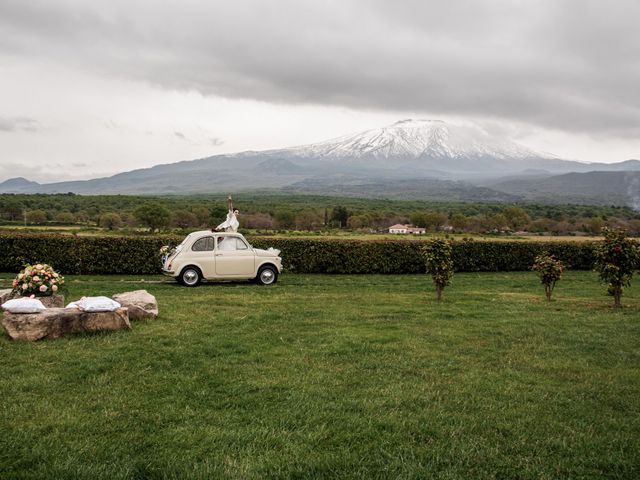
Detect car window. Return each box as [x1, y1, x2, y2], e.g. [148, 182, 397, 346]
[191, 236, 214, 251]
[216, 236, 249, 251]
[217, 236, 234, 251]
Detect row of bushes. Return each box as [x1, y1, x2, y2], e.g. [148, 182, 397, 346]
[252, 238, 599, 273]
[0, 234, 605, 275]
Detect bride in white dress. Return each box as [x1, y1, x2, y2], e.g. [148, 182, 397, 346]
[216, 195, 240, 233]
[215, 196, 240, 251]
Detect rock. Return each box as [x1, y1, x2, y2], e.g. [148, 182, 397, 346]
[0, 289, 13, 304]
[112, 290, 158, 320]
[0, 293, 64, 308]
[35, 295, 65, 308]
[1, 307, 130, 341]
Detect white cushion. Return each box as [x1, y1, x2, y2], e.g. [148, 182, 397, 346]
[74, 296, 121, 312]
[1, 298, 47, 314]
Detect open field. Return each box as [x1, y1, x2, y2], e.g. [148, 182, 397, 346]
[261, 232, 609, 242]
[1, 272, 639, 479]
[0, 224, 613, 243]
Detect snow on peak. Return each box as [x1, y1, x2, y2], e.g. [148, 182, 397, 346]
[288, 119, 553, 161]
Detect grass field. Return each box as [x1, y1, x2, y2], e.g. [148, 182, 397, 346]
[1, 272, 639, 479]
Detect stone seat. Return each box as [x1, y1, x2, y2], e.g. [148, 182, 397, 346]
[112, 290, 158, 320]
[1, 307, 130, 341]
[0, 290, 64, 307]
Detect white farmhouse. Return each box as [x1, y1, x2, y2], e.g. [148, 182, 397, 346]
[389, 224, 408, 234]
[388, 224, 426, 234]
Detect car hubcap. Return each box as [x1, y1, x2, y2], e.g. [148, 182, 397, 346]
[183, 269, 198, 285]
[260, 269, 274, 284]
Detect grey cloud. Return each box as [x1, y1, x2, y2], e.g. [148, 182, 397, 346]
[1, 0, 639, 137]
[0, 116, 40, 132]
[104, 120, 118, 130]
[0, 163, 32, 175]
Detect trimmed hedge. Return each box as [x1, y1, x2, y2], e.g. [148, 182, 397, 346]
[252, 238, 599, 273]
[0, 234, 180, 275]
[0, 233, 603, 276]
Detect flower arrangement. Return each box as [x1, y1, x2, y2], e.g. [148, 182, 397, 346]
[11, 263, 65, 297]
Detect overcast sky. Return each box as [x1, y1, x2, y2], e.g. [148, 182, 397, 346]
[1, 0, 639, 182]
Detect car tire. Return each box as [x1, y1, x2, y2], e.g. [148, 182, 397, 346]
[179, 266, 202, 287]
[256, 265, 278, 285]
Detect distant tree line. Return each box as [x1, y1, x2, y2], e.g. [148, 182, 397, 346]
[1, 193, 639, 236]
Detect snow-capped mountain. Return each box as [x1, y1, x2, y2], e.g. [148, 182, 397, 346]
[2, 119, 640, 203]
[287, 119, 554, 161]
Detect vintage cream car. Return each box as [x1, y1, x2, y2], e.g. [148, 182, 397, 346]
[162, 231, 282, 286]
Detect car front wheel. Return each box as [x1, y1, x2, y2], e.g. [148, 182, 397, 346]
[179, 266, 202, 287]
[256, 265, 278, 285]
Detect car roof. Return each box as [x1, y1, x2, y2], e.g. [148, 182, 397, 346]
[189, 230, 242, 238]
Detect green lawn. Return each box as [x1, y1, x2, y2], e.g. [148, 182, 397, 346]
[0, 272, 639, 479]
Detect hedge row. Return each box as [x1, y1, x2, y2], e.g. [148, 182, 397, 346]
[0, 233, 604, 276]
[251, 238, 599, 273]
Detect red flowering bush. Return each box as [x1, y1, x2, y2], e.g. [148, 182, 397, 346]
[594, 227, 640, 308]
[11, 263, 65, 297]
[532, 252, 564, 301]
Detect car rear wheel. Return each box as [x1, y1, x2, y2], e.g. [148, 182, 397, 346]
[179, 266, 202, 287]
[256, 265, 278, 285]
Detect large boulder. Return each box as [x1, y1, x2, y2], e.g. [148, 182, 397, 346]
[0, 289, 13, 304]
[112, 290, 158, 320]
[36, 295, 65, 308]
[1, 307, 130, 341]
[0, 292, 64, 308]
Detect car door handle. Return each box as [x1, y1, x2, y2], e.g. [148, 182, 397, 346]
[215, 253, 223, 256]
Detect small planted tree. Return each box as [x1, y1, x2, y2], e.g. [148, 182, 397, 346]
[421, 239, 454, 301]
[594, 227, 640, 308]
[532, 252, 564, 301]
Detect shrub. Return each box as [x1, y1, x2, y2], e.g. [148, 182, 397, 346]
[420, 239, 454, 301]
[0, 234, 180, 275]
[532, 252, 564, 301]
[0, 234, 621, 276]
[99, 212, 122, 230]
[594, 227, 640, 308]
[134, 202, 171, 232]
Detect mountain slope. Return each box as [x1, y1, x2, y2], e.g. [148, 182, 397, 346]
[289, 119, 548, 161]
[0, 177, 41, 193]
[2, 120, 640, 205]
[490, 171, 640, 206]
[283, 176, 523, 202]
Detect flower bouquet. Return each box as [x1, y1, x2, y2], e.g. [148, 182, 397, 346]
[12, 263, 65, 299]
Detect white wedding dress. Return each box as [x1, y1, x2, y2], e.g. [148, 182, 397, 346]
[216, 211, 239, 232]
